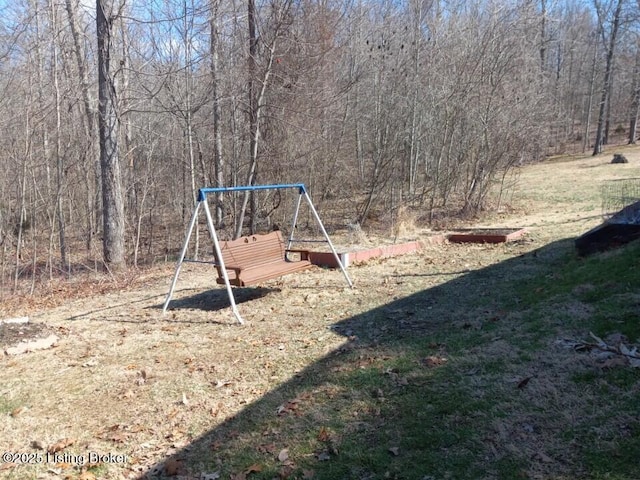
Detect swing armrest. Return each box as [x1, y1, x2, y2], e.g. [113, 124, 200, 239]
[219, 263, 243, 272]
[215, 264, 243, 281]
[285, 249, 310, 261]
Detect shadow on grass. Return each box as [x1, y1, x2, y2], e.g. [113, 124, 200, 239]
[134, 237, 636, 480]
[164, 287, 277, 312]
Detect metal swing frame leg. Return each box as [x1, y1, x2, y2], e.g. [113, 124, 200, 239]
[287, 189, 353, 289]
[162, 200, 244, 324]
[203, 200, 244, 324]
[162, 202, 200, 314]
[303, 191, 353, 288]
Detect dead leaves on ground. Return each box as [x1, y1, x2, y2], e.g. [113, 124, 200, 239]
[276, 392, 313, 417]
[421, 355, 448, 368]
[48, 437, 76, 453]
[558, 331, 640, 369]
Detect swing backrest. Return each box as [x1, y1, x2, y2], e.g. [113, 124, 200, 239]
[218, 231, 286, 267]
[214, 230, 312, 286]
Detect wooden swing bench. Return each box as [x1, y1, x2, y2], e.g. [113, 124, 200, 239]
[163, 183, 353, 323]
[214, 230, 312, 287]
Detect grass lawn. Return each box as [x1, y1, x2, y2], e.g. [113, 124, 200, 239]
[1, 148, 640, 480]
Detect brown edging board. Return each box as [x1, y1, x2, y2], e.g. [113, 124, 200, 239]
[305, 237, 445, 268]
[447, 228, 527, 244]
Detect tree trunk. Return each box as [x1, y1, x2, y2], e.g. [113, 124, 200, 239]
[97, 0, 125, 268]
[235, 0, 288, 238]
[628, 43, 640, 144]
[65, 0, 99, 254]
[50, 1, 69, 272]
[210, 0, 225, 227]
[182, 0, 199, 258]
[583, 33, 599, 153]
[540, 0, 546, 70]
[235, 0, 259, 239]
[592, 0, 623, 156]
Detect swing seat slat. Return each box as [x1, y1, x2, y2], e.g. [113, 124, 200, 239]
[215, 230, 312, 287]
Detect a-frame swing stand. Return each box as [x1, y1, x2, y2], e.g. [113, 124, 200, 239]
[162, 184, 353, 324]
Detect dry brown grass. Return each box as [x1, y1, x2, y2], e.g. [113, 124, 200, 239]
[1, 148, 639, 479]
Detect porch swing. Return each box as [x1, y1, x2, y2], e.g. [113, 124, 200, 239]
[162, 183, 353, 324]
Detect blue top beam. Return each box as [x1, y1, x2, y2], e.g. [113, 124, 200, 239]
[197, 184, 307, 202]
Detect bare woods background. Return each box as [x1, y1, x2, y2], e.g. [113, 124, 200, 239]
[0, 0, 637, 295]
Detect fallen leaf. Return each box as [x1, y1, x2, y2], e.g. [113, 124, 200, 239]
[302, 469, 315, 479]
[620, 344, 640, 368]
[258, 443, 278, 455]
[48, 438, 75, 453]
[619, 343, 636, 355]
[422, 356, 447, 368]
[601, 357, 628, 369]
[10, 406, 26, 417]
[31, 440, 45, 450]
[121, 389, 135, 399]
[278, 465, 295, 479]
[317, 427, 331, 442]
[278, 448, 289, 462]
[201, 473, 221, 480]
[244, 463, 263, 474]
[388, 447, 400, 456]
[164, 458, 183, 476]
[167, 407, 179, 419]
[517, 377, 532, 389]
[166, 428, 185, 441]
[109, 432, 127, 443]
[534, 451, 553, 463]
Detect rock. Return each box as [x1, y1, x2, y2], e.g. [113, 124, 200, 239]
[0, 316, 29, 325]
[4, 334, 59, 355]
[611, 153, 629, 164]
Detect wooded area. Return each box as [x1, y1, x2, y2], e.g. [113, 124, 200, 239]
[0, 0, 639, 294]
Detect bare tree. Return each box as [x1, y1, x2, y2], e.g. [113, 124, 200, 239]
[628, 37, 640, 143]
[235, 0, 293, 238]
[65, 0, 99, 253]
[593, 0, 625, 155]
[210, 0, 225, 227]
[97, 0, 125, 268]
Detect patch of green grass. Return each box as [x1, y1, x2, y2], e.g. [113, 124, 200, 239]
[0, 394, 19, 415]
[579, 424, 640, 479]
[300, 354, 495, 480]
[590, 300, 640, 342]
[184, 239, 640, 480]
[515, 241, 640, 310]
[504, 240, 640, 479]
[493, 456, 529, 480]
